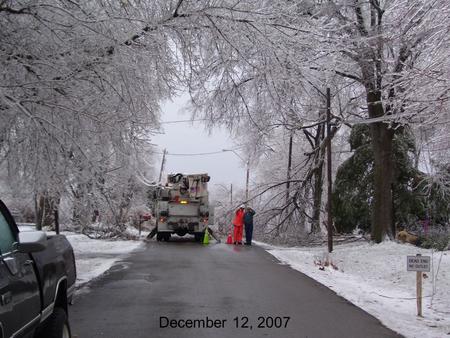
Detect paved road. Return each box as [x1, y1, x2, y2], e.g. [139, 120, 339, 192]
[70, 238, 402, 338]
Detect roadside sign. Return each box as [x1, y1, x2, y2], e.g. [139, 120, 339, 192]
[407, 254, 430, 317]
[407, 255, 430, 272]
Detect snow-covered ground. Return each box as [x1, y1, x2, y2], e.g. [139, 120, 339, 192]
[256, 240, 450, 338]
[19, 225, 145, 287]
[63, 232, 143, 287]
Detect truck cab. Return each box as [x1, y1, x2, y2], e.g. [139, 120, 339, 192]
[0, 200, 76, 338]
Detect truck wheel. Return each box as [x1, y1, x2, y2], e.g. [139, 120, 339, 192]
[156, 233, 163, 241]
[38, 307, 71, 338]
[163, 233, 171, 241]
[194, 233, 203, 242]
[176, 229, 187, 237]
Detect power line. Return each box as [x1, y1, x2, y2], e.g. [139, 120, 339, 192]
[166, 150, 226, 156]
[152, 145, 244, 157]
[160, 118, 208, 124]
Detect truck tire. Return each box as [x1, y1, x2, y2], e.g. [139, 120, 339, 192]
[37, 307, 71, 338]
[163, 233, 171, 241]
[156, 232, 163, 241]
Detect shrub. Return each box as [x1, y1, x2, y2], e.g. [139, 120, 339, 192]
[416, 225, 450, 251]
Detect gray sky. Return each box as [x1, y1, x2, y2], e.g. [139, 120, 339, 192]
[152, 95, 247, 195]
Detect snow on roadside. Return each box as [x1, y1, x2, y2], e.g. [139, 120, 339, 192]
[256, 240, 450, 338]
[63, 232, 143, 288]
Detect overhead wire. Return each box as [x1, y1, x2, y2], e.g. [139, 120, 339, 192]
[151, 146, 244, 157]
[159, 118, 208, 124]
[166, 150, 228, 156]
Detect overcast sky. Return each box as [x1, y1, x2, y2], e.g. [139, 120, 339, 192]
[152, 95, 248, 196]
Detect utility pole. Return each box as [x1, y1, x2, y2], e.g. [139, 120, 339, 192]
[326, 87, 333, 253]
[222, 149, 250, 206]
[286, 131, 293, 205]
[230, 183, 233, 206]
[245, 160, 250, 206]
[158, 149, 167, 183]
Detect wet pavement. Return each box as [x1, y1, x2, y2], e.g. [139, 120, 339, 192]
[70, 238, 402, 338]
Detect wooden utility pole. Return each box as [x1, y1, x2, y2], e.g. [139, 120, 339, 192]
[286, 131, 293, 205]
[326, 87, 333, 253]
[230, 183, 233, 205]
[245, 160, 250, 206]
[158, 149, 167, 183]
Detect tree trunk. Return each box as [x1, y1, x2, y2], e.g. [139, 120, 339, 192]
[35, 194, 42, 230]
[299, 184, 311, 235]
[311, 163, 324, 233]
[367, 90, 395, 242]
[72, 188, 88, 228]
[310, 118, 326, 234]
[35, 192, 58, 230]
[54, 208, 60, 234]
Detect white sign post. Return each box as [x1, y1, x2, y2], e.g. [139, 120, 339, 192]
[407, 254, 430, 317]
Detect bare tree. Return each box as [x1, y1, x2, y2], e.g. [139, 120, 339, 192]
[166, 0, 450, 242]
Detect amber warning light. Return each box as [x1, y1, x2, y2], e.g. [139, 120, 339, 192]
[180, 200, 188, 204]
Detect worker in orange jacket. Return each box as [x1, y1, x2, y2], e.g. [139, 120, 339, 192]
[233, 206, 245, 245]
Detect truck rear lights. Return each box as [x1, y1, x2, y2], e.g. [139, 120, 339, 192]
[203, 218, 208, 224]
[159, 217, 167, 223]
[180, 200, 188, 204]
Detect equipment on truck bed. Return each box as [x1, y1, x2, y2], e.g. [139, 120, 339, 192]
[149, 173, 212, 242]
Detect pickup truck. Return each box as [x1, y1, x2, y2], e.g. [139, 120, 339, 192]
[0, 200, 76, 338]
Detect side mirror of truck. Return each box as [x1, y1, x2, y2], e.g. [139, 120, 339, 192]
[17, 231, 48, 253]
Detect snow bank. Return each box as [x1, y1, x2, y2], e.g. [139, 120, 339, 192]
[63, 232, 143, 287]
[257, 240, 450, 338]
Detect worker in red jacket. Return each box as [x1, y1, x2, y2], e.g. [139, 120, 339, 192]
[233, 206, 245, 244]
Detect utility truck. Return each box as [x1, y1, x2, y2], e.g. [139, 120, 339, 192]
[150, 173, 211, 241]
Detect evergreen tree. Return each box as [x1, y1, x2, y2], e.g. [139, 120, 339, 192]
[333, 125, 427, 234]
